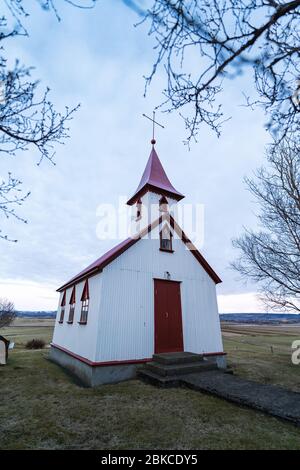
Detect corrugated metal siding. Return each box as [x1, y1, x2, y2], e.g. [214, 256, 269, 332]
[52, 273, 102, 360]
[96, 224, 223, 362]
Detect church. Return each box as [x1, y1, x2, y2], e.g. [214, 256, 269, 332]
[50, 138, 225, 386]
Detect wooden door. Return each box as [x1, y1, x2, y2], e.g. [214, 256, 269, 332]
[154, 279, 184, 354]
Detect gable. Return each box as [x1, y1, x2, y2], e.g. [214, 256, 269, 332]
[57, 214, 221, 292]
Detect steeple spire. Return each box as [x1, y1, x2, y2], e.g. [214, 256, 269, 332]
[127, 146, 185, 206]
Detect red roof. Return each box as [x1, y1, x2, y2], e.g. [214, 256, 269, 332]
[57, 215, 221, 292]
[127, 147, 184, 205]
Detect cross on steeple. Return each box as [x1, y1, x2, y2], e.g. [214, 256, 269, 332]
[142, 111, 164, 145]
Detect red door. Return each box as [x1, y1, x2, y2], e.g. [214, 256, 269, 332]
[154, 279, 184, 354]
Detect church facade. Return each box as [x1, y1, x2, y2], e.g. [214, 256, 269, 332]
[50, 143, 225, 386]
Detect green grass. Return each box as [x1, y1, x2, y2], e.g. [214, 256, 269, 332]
[0, 320, 300, 449]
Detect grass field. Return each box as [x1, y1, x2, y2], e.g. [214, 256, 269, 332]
[1, 319, 300, 450]
[222, 323, 300, 393]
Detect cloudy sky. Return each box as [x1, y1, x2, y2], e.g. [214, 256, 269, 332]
[0, 1, 271, 312]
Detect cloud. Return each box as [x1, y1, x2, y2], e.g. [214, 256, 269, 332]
[218, 292, 266, 314]
[0, 279, 58, 311]
[0, 1, 269, 310]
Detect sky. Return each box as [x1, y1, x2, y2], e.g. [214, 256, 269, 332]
[0, 0, 271, 312]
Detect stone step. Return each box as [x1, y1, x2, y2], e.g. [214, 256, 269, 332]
[137, 369, 181, 388]
[145, 360, 217, 377]
[153, 352, 204, 365]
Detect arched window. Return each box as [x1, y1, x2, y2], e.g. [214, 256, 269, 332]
[160, 224, 173, 252]
[68, 286, 76, 324]
[159, 196, 168, 212]
[79, 280, 89, 324]
[136, 198, 142, 221]
[59, 291, 66, 323]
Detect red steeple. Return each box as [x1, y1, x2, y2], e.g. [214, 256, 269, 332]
[127, 146, 184, 205]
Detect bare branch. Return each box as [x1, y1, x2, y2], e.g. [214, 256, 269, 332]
[139, 0, 300, 142]
[232, 140, 300, 312]
[0, 298, 15, 328]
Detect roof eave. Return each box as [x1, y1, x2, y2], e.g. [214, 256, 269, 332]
[127, 183, 185, 206]
[57, 213, 221, 292]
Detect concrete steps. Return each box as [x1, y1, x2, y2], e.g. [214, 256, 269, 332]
[153, 351, 204, 365]
[138, 352, 218, 387]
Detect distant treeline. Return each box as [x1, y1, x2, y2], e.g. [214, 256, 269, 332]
[15, 311, 300, 323]
[220, 313, 300, 324]
[16, 311, 56, 319]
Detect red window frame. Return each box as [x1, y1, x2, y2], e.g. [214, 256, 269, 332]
[79, 280, 89, 325]
[67, 286, 76, 324]
[136, 198, 142, 221]
[159, 196, 168, 213]
[160, 224, 173, 252]
[58, 291, 66, 324]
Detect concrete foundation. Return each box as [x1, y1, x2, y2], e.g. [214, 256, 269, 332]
[49, 346, 140, 387]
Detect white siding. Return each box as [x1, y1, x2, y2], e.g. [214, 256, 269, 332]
[52, 222, 223, 363]
[52, 273, 102, 361]
[95, 224, 223, 362]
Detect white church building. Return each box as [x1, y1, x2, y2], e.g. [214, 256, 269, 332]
[50, 141, 225, 386]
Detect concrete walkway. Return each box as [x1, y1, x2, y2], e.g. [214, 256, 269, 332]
[181, 371, 300, 427]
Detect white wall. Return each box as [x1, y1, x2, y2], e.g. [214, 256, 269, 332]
[52, 273, 102, 361]
[52, 220, 223, 363]
[96, 223, 223, 362]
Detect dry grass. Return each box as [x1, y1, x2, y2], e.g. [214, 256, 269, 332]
[222, 322, 300, 392]
[0, 319, 300, 450]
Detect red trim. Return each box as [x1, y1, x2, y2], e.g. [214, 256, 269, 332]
[169, 215, 222, 284]
[60, 291, 66, 307]
[51, 343, 225, 366]
[80, 279, 89, 301]
[127, 184, 184, 206]
[203, 351, 227, 357]
[50, 343, 152, 367]
[57, 213, 221, 291]
[160, 223, 173, 252]
[159, 196, 168, 204]
[57, 217, 163, 291]
[69, 286, 76, 305]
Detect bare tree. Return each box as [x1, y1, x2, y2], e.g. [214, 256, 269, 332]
[126, 1, 300, 143]
[0, 1, 97, 241]
[232, 141, 300, 312]
[0, 298, 16, 328]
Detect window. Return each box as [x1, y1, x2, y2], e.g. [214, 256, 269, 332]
[136, 198, 142, 221]
[58, 291, 66, 323]
[159, 196, 168, 212]
[59, 308, 65, 323]
[68, 286, 76, 324]
[80, 299, 89, 324]
[68, 305, 75, 323]
[160, 225, 173, 252]
[79, 280, 89, 324]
